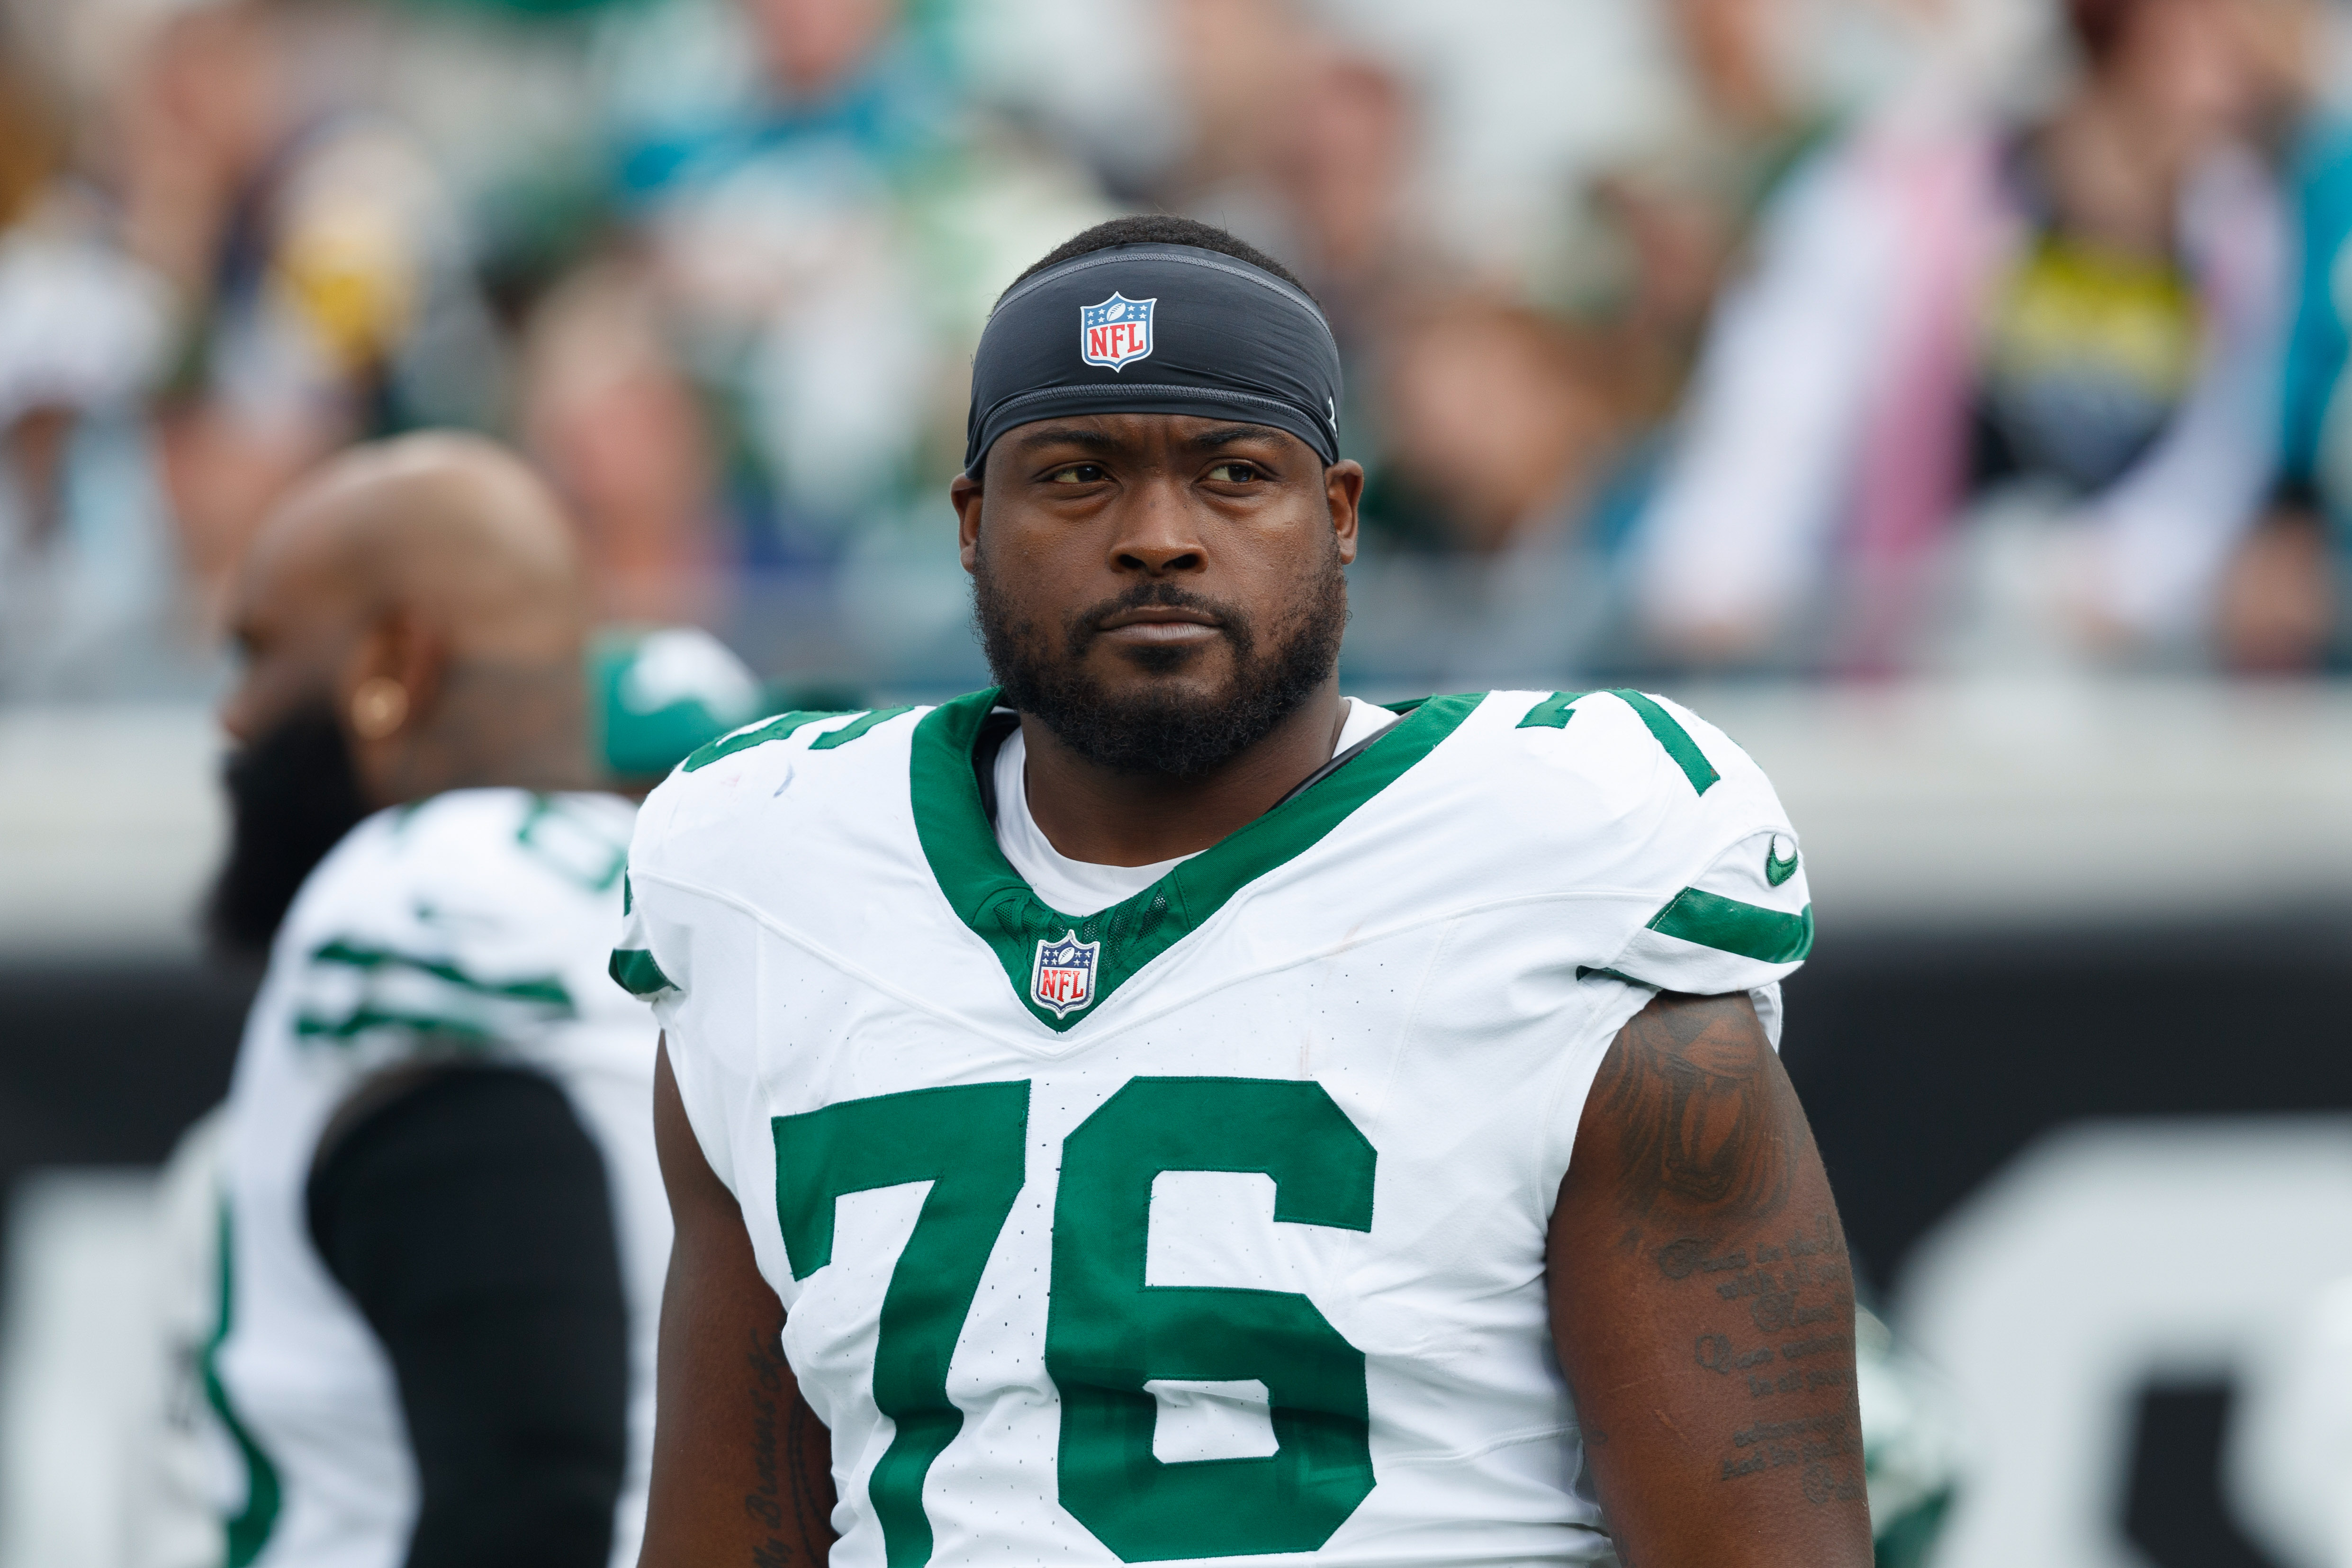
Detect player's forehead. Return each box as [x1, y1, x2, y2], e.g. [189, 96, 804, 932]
[993, 413, 1308, 464]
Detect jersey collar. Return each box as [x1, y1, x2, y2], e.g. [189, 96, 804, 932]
[909, 688, 1480, 1033]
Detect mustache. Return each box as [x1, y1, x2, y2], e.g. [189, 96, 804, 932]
[1064, 582, 1253, 656]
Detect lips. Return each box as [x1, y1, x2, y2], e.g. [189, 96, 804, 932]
[1096, 605, 1221, 633]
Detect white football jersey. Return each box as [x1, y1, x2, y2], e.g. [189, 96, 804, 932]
[207, 790, 668, 1568]
[616, 690, 1812, 1566]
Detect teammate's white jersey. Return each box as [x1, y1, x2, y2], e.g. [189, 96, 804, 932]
[617, 690, 1813, 1566]
[208, 790, 667, 1568]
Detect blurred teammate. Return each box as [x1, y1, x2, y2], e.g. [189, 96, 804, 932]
[622, 217, 1868, 1564]
[198, 434, 667, 1567]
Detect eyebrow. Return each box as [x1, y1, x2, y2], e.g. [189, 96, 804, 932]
[1008, 421, 1298, 456]
[1009, 425, 1123, 453]
[1184, 423, 1291, 450]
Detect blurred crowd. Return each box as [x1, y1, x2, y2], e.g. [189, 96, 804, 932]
[4, 0, 2352, 697]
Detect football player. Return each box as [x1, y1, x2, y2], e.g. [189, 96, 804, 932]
[622, 216, 1867, 1566]
[200, 435, 669, 1566]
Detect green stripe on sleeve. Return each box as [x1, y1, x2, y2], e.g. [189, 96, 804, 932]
[682, 710, 850, 773]
[810, 705, 916, 749]
[609, 947, 678, 997]
[1517, 691, 1592, 730]
[202, 1205, 282, 1568]
[309, 940, 573, 1010]
[292, 1008, 497, 1045]
[1646, 887, 1813, 964]
[1609, 690, 1720, 795]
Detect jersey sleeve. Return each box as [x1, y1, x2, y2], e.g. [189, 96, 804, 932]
[280, 806, 590, 1064]
[1579, 693, 1813, 1008]
[609, 783, 742, 1198]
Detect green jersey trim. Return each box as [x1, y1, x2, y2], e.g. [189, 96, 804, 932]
[810, 705, 916, 750]
[202, 1205, 282, 1568]
[1607, 691, 1719, 794]
[1513, 690, 1719, 798]
[1647, 887, 1814, 964]
[910, 689, 1482, 1032]
[291, 1008, 498, 1045]
[609, 947, 677, 998]
[309, 939, 575, 1009]
[682, 709, 851, 774]
[1515, 690, 1591, 730]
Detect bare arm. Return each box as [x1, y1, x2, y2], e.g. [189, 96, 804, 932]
[1547, 991, 1872, 1567]
[640, 1037, 837, 1567]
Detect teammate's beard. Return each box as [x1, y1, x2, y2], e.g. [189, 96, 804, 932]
[974, 544, 1349, 780]
[204, 697, 372, 961]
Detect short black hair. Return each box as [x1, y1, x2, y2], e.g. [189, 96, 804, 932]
[1000, 214, 1315, 306]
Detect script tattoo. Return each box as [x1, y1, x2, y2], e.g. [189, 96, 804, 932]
[745, 1331, 829, 1566]
[1593, 993, 1864, 1507]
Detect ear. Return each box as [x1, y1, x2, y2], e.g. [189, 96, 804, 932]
[952, 470, 985, 573]
[335, 604, 449, 804]
[1324, 459, 1364, 567]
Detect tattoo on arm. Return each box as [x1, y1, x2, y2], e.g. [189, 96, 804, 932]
[1583, 993, 1865, 1510]
[744, 1331, 829, 1566]
[1592, 993, 1793, 1226]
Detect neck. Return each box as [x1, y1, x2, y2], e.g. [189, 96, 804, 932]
[373, 658, 598, 806]
[1016, 680, 1351, 867]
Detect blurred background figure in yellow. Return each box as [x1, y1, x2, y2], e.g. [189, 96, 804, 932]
[1631, 0, 2293, 675]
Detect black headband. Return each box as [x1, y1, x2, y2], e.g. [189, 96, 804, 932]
[964, 242, 1343, 477]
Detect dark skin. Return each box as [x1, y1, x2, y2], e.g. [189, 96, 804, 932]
[951, 413, 1364, 865]
[220, 432, 597, 808]
[640, 412, 1869, 1565]
[1550, 991, 1872, 1565]
[643, 1040, 838, 1563]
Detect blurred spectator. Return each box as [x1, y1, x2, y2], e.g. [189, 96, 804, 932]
[1261, 44, 1431, 342]
[1153, 0, 1320, 252]
[1344, 297, 1655, 685]
[521, 260, 721, 624]
[0, 41, 181, 697]
[1550, 0, 1838, 429]
[524, 0, 1108, 670]
[2231, 0, 2352, 671]
[118, 0, 501, 614]
[1630, 0, 2288, 675]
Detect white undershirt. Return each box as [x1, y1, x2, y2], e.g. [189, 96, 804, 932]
[993, 697, 1401, 917]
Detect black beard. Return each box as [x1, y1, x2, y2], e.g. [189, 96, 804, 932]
[973, 551, 1349, 781]
[204, 697, 372, 961]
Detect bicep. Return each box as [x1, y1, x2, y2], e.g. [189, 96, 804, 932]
[640, 1036, 836, 1567]
[1546, 990, 1871, 1568]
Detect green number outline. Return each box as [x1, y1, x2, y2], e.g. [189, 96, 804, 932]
[1046, 1077, 1379, 1561]
[771, 1081, 1031, 1568]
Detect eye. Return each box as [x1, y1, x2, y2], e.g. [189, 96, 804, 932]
[1047, 463, 1108, 484]
[1206, 462, 1263, 483]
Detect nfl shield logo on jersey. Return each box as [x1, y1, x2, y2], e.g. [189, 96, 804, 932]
[1031, 930, 1101, 1018]
[1079, 293, 1156, 371]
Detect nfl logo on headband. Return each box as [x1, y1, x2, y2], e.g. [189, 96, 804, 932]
[1080, 293, 1156, 372]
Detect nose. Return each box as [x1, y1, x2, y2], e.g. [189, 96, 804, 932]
[217, 683, 257, 748]
[1110, 478, 1206, 576]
